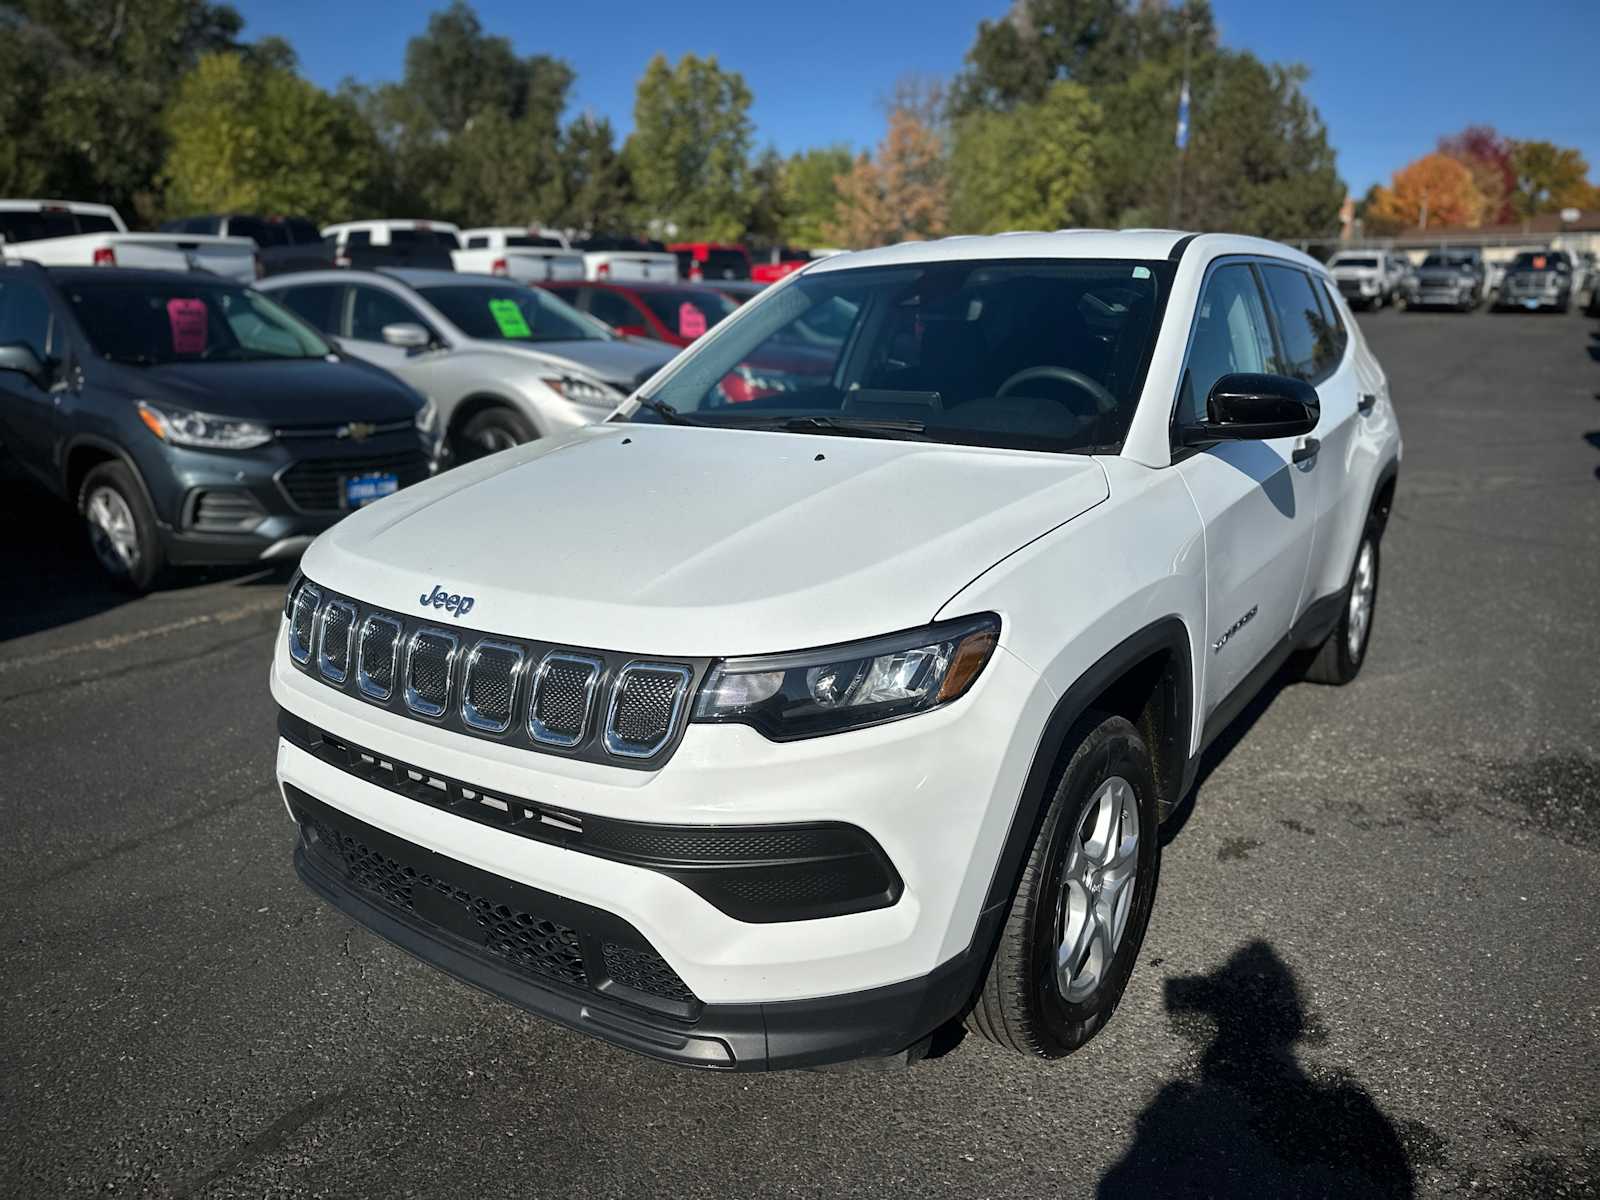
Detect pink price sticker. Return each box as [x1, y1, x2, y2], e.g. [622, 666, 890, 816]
[677, 301, 708, 339]
[167, 298, 208, 355]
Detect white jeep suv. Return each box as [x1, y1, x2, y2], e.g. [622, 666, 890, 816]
[271, 231, 1400, 1070]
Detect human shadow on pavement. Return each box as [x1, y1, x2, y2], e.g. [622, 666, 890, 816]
[1098, 941, 1434, 1199]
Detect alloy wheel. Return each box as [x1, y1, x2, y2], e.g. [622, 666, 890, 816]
[1055, 775, 1141, 1003]
[1347, 539, 1376, 661]
[86, 486, 140, 576]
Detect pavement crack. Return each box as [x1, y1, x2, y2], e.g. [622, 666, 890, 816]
[0, 623, 275, 705]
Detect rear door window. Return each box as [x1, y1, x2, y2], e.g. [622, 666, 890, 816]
[1311, 278, 1349, 370]
[1258, 264, 1327, 383]
[586, 289, 645, 330]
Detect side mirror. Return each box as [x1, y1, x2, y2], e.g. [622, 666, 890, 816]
[382, 322, 431, 350]
[0, 342, 51, 388]
[1183, 373, 1319, 445]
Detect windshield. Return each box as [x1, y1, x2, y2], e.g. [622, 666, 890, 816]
[578, 236, 666, 253]
[418, 283, 610, 343]
[637, 288, 737, 338]
[64, 280, 331, 364]
[1510, 251, 1564, 271]
[1421, 253, 1473, 269]
[1332, 257, 1379, 268]
[634, 258, 1166, 453]
[391, 228, 461, 249]
[0, 210, 117, 243]
[505, 234, 564, 248]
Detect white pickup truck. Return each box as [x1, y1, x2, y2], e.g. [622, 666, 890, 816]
[452, 228, 586, 282]
[0, 200, 257, 283]
[570, 234, 679, 283]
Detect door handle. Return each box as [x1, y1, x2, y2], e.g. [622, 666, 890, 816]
[1292, 436, 1321, 464]
[1358, 392, 1378, 415]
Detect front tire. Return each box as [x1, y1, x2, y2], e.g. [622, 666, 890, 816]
[1303, 529, 1379, 685]
[454, 406, 537, 463]
[80, 461, 164, 593]
[966, 714, 1160, 1058]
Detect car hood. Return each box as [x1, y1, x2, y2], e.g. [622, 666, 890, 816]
[301, 423, 1109, 656]
[465, 337, 677, 391]
[1418, 266, 1471, 282]
[109, 357, 420, 425]
[1331, 264, 1380, 277]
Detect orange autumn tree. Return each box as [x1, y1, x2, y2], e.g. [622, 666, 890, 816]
[1367, 152, 1487, 230]
[824, 107, 948, 249]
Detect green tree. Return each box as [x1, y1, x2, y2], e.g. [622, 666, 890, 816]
[950, 81, 1101, 233]
[555, 114, 632, 233]
[779, 146, 852, 246]
[624, 53, 754, 241]
[1510, 140, 1598, 216]
[161, 52, 378, 220]
[0, 0, 249, 221]
[744, 147, 787, 245]
[356, 1, 572, 223]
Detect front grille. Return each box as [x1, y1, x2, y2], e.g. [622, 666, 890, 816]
[278, 450, 430, 512]
[405, 629, 457, 717]
[189, 489, 265, 531]
[282, 576, 702, 768]
[288, 584, 321, 664]
[530, 654, 601, 746]
[357, 615, 402, 700]
[462, 640, 523, 733]
[317, 600, 356, 683]
[605, 665, 692, 758]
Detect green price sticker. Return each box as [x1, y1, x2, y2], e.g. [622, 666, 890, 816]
[488, 298, 532, 339]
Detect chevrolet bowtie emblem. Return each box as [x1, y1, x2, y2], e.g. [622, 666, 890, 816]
[340, 421, 376, 441]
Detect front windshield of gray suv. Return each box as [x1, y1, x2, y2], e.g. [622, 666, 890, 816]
[64, 279, 332, 365]
[633, 258, 1166, 453]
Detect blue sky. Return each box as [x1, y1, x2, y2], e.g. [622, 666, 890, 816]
[234, 0, 1599, 199]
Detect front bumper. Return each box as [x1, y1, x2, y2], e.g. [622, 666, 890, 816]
[290, 783, 996, 1070]
[271, 624, 1052, 1061]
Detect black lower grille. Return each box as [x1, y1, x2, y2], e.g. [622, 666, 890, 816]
[278, 450, 430, 512]
[603, 942, 695, 1002]
[189, 488, 265, 530]
[304, 811, 587, 989]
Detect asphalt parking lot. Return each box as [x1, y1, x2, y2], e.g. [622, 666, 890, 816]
[2, 307, 1597, 1199]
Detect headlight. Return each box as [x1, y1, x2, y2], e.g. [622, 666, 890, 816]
[542, 374, 619, 407]
[136, 400, 271, 450]
[414, 396, 438, 435]
[693, 614, 1000, 740]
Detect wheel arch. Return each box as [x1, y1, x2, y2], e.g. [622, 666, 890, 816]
[445, 392, 541, 448]
[64, 435, 160, 518]
[977, 616, 1194, 925]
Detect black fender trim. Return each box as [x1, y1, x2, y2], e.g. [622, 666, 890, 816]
[61, 434, 169, 530]
[978, 617, 1194, 923]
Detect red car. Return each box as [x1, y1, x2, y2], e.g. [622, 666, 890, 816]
[750, 246, 812, 284]
[668, 242, 752, 282]
[538, 280, 738, 346]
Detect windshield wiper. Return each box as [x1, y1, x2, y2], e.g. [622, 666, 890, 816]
[773, 414, 932, 441]
[631, 396, 701, 425]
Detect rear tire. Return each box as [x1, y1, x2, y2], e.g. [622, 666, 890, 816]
[80, 461, 164, 593]
[965, 714, 1160, 1058]
[454, 406, 537, 463]
[1303, 528, 1380, 685]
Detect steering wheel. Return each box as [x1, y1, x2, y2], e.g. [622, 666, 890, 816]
[994, 365, 1118, 415]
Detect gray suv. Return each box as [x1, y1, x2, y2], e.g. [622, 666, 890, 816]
[1406, 249, 1484, 311]
[0, 262, 436, 590]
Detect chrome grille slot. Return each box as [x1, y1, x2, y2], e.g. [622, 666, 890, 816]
[317, 600, 357, 682]
[288, 583, 321, 664]
[462, 640, 524, 733]
[529, 653, 602, 747]
[604, 663, 692, 759]
[405, 628, 458, 718]
[356, 614, 402, 700]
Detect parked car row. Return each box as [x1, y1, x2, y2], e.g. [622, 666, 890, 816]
[1328, 244, 1599, 314]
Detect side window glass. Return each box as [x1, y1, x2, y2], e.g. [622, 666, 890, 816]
[278, 285, 344, 335]
[0, 278, 54, 362]
[1312, 278, 1348, 369]
[587, 290, 642, 329]
[347, 230, 371, 248]
[1258, 264, 1325, 382]
[466, 235, 488, 249]
[349, 286, 423, 342]
[1176, 263, 1273, 426]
